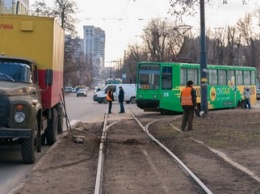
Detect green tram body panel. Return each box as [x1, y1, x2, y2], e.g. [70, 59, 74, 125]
[136, 62, 257, 113]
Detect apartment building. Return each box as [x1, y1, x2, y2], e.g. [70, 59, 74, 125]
[0, 0, 29, 14]
[83, 25, 105, 87]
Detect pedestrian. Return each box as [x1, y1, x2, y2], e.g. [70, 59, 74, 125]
[118, 86, 125, 113]
[106, 86, 114, 114]
[243, 86, 252, 110]
[180, 80, 197, 131]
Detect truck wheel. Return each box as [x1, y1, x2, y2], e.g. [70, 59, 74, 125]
[130, 97, 136, 104]
[46, 108, 58, 145]
[21, 121, 36, 164]
[56, 103, 64, 134]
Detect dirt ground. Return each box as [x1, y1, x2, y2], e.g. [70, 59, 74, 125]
[12, 107, 260, 194]
[12, 122, 103, 194]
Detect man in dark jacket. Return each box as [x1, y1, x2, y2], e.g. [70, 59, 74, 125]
[118, 86, 125, 113]
[180, 80, 197, 131]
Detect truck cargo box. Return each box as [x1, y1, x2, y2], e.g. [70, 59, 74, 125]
[0, 14, 64, 110]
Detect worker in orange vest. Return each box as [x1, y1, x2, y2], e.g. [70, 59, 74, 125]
[106, 86, 114, 114]
[180, 80, 197, 131]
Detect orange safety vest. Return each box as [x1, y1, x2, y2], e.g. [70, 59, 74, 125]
[106, 89, 112, 101]
[181, 87, 193, 106]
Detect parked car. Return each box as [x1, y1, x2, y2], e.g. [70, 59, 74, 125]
[71, 88, 77, 93]
[257, 89, 260, 100]
[64, 87, 73, 93]
[77, 88, 87, 97]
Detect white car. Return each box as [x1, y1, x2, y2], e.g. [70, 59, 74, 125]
[71, 88, 77, 93]
[76, 89, 87, 97]
[93, 84, 136, 104]
[64, 87, 73, 93]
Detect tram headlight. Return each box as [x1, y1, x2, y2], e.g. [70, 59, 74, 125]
[14, 112, 26, 123]
[153, 94, 157, 98]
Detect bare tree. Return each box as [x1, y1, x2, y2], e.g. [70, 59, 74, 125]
[226, 27, 238, 65]
[31, 1, 53, 16]
[169, 0, 202, 22]
[237, 13, 253, 46]
[236, 13, 255, 66]
[142, 18, 189, 62]
[123, 51, 138, 84]
[31, 0, 78, 36]
[143, 19, 169, 61]
[64, 36, 81, 86]
[127, 42, 150, 61]
[169, 0, 249, 21]
[52, 0, 78, 36]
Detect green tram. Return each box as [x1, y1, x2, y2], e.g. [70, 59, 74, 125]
[136, 62, 257, 113]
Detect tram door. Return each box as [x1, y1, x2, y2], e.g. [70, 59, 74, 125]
[160, 66, 175, 111]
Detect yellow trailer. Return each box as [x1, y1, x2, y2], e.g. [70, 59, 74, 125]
[0, 14, 64, 109]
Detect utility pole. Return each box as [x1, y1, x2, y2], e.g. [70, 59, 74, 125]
[200, 0, 208, 116]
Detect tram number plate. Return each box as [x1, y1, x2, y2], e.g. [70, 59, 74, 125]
[163, 92, 169, 97]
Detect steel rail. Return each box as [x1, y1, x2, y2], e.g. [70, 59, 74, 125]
[94, 110, 120, 194]
[129, 110, 213, 194]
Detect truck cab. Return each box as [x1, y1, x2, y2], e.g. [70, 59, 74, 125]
[0, 56, 62, 164]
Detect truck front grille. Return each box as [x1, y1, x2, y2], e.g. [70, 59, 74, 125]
[0, 97, 10, 127]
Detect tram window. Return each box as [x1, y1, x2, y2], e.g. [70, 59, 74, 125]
[251, 71, 256, 84]
[227, 70, 235, 85]
[244, 71, 250, 85]
[209, 69, 217, 85]
[218, 70, 227, 85]
[236, 70, 243, 85]
[180, 68, 186, 85]
[162, 67, 172, 90]
[187, 68, 198, 85]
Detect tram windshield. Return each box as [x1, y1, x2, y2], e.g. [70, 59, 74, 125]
[138, 64, 160, 90]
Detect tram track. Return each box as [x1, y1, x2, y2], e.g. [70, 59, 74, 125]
[132, 114, 213, 194]
[94, 107, 213, 194]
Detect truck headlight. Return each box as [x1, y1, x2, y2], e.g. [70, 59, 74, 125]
[14, 112, 25, 123]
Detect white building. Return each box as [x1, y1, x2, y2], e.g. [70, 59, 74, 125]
[0, 0, 29, 14]
[83, 25, 105, 87]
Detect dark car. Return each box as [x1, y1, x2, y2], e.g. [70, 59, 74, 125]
[257, 89, 260, 100]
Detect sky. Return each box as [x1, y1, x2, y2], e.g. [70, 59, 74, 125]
[37, 0, 260, 66]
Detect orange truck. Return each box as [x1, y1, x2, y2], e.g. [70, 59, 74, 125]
[0, 14, 65, 163]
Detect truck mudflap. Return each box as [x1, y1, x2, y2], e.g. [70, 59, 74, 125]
[0, 127, 32, 138]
